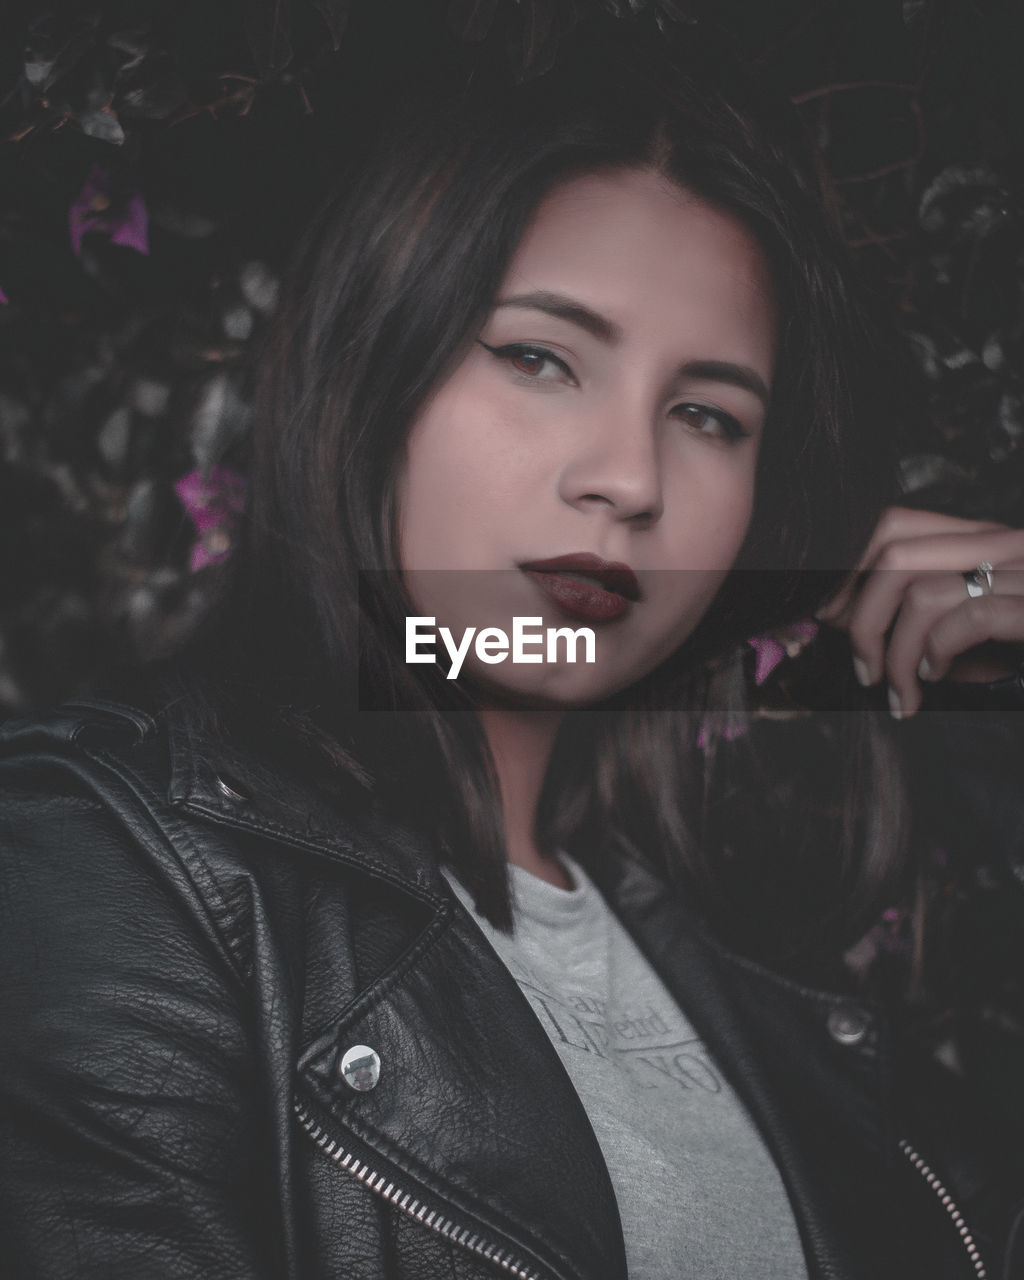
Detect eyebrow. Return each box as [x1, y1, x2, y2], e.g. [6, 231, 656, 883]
[496, 291, 621, 342]
[494, 290, 771, 409]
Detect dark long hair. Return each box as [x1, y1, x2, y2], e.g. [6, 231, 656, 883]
[187, 20, 906, 951]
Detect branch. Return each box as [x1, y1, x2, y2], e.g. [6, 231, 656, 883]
[791, 79, 920, 104]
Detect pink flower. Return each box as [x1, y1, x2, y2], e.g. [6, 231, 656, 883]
[698, 619, 820, 749]
[878, 905, 912, 956]
[844, 903, 912, 975]
[0, 284, 8, 304]
[746, 617, 819, 685]
[69, 164, 149, 258]
[746, 634, 787, 686]
[174, 466, 247, 572]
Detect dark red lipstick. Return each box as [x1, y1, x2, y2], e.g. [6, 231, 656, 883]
[520, 553, 641, 623]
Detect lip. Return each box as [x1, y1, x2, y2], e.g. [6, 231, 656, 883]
[520, 553, 641, 623]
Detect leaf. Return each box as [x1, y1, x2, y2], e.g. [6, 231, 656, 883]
[222, 303, 254, 342]
[75, 105, 126, 145]
[239, 261, 280, 315]
[897, 453, 973, 495]
[982, 332, 1005, 373]
[0, 392, 31, 463]
[997, 393, 1024, 442]
[132, 379, 170, 417]
[24, 57, 57, 88]
[509, 0, 558, 81]
[22, 18, 98, 95]
[905, 331, 943, 382]
[97, 407, 134, 470]
[653, 0, 700, 22]
[117, 73, 190, 121]
[310, 0, 351, 49]
[106, 29, 151, 60]
[114, 41, 190, 121]
[116, 479, 182, 566]
[190, 374, 251, 473]
[919, 164, 1002, 233]
[448, 0, 501, 42]
[245, 0, 294, 77]
[940, 344, 980, 373]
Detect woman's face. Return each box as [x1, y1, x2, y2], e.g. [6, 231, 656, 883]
[396, 167, 778, 706]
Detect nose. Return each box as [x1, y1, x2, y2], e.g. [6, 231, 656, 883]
[557, 400, 664, 525]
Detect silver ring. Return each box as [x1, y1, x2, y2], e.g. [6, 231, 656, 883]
[963, 561, 994, 598]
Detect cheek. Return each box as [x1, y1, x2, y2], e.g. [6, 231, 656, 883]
[397, 433, 466, 572]
[716, 476, 758, 557]
[397, 390, 513, 572]
[646, 465, 758, 646]
[398, 376, 555, 571]
[664, 456, 759, 568]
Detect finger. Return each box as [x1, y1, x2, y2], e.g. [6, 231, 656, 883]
[845, 561, 957, 685]
[838, 529, 1024, 682]
[886, 563, 1024, 716]
[881, 575, 968, 717]
[853, 508, 1009, 571]
[814, 572, 863, 624]
[815, 510, 1009, 623]
[920, 575, 1024, 684]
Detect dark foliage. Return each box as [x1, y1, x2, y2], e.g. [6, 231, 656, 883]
[1, 0, 1023, 1170]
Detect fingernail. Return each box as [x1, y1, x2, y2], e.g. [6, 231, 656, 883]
[917, 656, 933, 681]
[853, 657, 870, 686]
[888, 688, 903, 720]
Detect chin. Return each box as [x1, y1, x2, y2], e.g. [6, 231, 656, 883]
[459, 662, 650, 712]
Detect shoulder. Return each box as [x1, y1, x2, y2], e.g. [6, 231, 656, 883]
[0, 689, 257, 996]
[1, 689, 178, 885]
[0, 691, 176, 848]
[0, 689, 297, 1277]
[0, 671, 331, 865]
[0, 674, 449, 968]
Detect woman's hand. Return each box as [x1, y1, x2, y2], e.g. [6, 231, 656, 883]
[815, 506, 1024, 718]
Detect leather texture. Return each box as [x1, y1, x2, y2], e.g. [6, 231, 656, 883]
[1, 681, 1022, 1280]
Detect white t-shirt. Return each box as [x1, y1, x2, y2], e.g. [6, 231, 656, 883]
[443, 855, 808, 1280]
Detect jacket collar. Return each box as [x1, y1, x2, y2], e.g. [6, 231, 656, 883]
[592, 852, 882, 1280]
[76, 687, 884, 1280]
[160, 692, 631, 1280]
[164, 696, 447, 900]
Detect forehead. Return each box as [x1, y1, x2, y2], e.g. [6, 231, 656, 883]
[500, 167, 778, 371]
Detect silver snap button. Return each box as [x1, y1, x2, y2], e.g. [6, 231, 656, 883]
[340, 1044, 381, 1092]
[214, 775, 248, 803]
[827, 1006, 869, 1046]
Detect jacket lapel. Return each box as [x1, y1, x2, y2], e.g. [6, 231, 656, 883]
[167, 711, 628, 1280]
[594, 850, 888, 1280]
[296, 899, 628, 1280]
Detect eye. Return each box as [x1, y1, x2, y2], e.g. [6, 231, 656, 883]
[672, 402, 749, 443]
[477, 341, 575, 384]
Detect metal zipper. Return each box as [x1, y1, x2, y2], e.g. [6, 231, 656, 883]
[298, 1100, 986, 1279]
[293, 1098, 545, 1280]
[898, 1137, 987, 1279]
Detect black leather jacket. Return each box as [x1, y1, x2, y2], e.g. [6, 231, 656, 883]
[1, 686, 1022, 1280]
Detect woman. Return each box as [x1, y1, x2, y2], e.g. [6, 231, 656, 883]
[2, 22, 1023, 1280]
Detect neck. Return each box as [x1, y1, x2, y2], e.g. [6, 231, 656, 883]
[476, 705, 570, 890]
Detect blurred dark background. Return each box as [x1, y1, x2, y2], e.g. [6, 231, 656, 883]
[2, 0, 1023, 1175]
[2, 0, 1022, 710]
